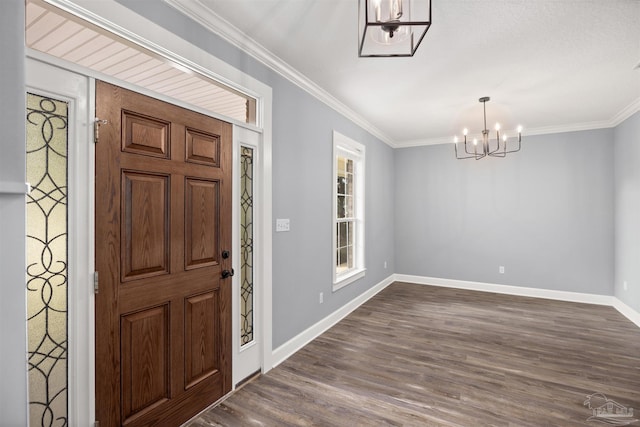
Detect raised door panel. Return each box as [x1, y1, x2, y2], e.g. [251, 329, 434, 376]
[185, 178, 219, 269]
[185, 291, 219, 389]
[185, 128, 220, 166]
[121, 171, 170, 281]
[121, 305, 170, 423]
[122, 110, 170, 158]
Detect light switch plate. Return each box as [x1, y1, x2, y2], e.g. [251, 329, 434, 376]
[276, 218, 290, 232]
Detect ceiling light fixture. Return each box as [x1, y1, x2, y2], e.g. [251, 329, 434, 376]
[358, 0, 432, 57]
[454, 97, 522, 160]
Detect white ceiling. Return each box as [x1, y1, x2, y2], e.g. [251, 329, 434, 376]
[169, 0, 640, 147]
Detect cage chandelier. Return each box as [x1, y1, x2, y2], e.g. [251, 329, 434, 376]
[358, 0, 432, 57]
[454, 97, 523, 160]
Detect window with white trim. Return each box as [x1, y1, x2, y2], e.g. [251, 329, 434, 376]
[333, 131, 365, 290]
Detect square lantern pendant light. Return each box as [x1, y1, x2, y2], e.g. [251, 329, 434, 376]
[358, 0, 432, 57]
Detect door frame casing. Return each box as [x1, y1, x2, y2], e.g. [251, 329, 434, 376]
[27, 0, 274, 424]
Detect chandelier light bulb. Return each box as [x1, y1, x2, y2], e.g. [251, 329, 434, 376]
[454, 136, 459, 143]
[503, 135, 507, 142]
[473, 138, 478, 146]
[517, 125, 523, 133]
[373, 0, 381, 21]
[495, 123, 500, 131]
[463, 128, 468, 136]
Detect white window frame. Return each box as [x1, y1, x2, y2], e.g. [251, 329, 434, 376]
[332, 131, 365, 291]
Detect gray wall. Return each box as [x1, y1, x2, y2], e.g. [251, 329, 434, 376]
[614, 111, 640, 312]
[0, 1, 637, 421]
[116, 0, 396, 347]
[395, 129, 615, 294]
[0, 0, 28, 424]
[269, 84, 395, 346]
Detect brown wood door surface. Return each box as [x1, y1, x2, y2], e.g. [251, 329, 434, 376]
[95, 81, 232, 427]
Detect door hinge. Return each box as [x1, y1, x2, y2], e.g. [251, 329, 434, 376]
[93, 271, 99, 294]
[94, 118, 108, 144]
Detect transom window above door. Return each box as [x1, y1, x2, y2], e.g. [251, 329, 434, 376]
[25, 0, 257, 125]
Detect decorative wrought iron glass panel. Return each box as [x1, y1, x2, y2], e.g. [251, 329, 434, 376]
[26, 92, 68, 427]
[240, 147, 254, 346]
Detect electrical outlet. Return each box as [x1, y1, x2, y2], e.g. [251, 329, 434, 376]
[623, 281, 628, 291]
[499, 266, 505, 274]
[319, 292, 324, 304]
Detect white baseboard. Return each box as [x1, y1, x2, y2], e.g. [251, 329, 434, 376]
[270, 274, 640, 371]
[611, 298, 640, 328]
[394, 274, 615, 305]
[394, 274, 640, 328]
[270, 274, 395, 369]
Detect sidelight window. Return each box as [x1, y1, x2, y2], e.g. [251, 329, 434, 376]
[26, 92, 69, 425]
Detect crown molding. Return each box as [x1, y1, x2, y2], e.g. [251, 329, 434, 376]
[164, 0, 397, 148]
[165, 0, 638, 150]
[394, 122, 611, 148]
[395, 136, 454, 148]
[610, 97, 640, 127]
[395, 102, 640, 148]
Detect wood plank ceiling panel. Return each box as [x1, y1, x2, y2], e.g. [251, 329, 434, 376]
[146, 73, 197, 93]
[26, 12, 66, 45]
[47, 28, 99, 58]
[90, 47, 141, 73]
[31, 20, 84, 52]
[77, 42, 128, 68]
[102, 52, 154, 76]
[62, 34, 114, 63]
[112, 58, 164, 81]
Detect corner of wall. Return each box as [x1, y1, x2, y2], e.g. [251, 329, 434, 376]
[613, 110, 640, 314]
[612, 298, 640, 329]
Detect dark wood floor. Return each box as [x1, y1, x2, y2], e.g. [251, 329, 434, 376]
[186, 282, 640, 426]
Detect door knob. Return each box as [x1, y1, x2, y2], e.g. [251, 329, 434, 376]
[221, 269, 235, 279]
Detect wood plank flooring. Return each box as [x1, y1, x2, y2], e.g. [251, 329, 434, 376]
[186, 282, 640, 426]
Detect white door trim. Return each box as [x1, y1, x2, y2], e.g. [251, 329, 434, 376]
[30, 0, 274, 421]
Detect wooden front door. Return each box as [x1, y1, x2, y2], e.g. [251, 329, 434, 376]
[95, 81, 232, 426]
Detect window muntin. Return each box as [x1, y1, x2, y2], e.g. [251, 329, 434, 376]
[333, 132, 365, 290]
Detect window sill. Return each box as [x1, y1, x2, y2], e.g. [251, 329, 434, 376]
[333, 268, 366, 292]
